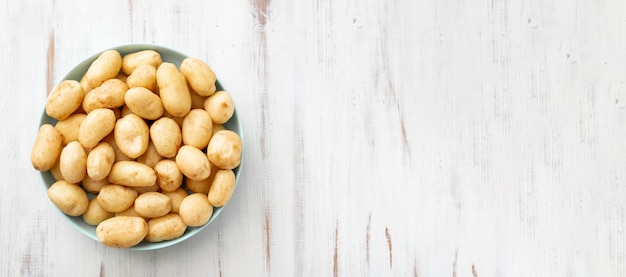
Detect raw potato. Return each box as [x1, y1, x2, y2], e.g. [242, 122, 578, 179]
[132, 182, 160, 194]
[185, 162, 217, 193]
[108, 161, 157, 187]
[86, 142, 115, 181]
[80, 75, 94, 94]
[79, 108, 116, 149]
[182, 109, 212, 149]
[85, 50, 122, 89]
[116, 72, 128, 82]
[48, 180, 89, 216]
[179, 193, 213, 227]
[82, 78, 128, 113]
[83, 198, 114, 226]
[176, 145, 211, 181]
[212, 123, 225, 137]
[156, 62, 191, 117]
[203, 91, 234, 124]
[102, 133, 133, 162]
[115, 204, 145, 219]
[126, 64, 157, 91]
[208, 169, 236, 207]
[180, 57, 216, 96]
[207, 130, 242, 169]
[46, 80, 84, 120]
[154, 160, 183, 192]
[122, 50, 162, 75]
[97, 184, 138, 213]
[120, 105, 133, 117]
[50, 157, 64, 181]
[124, 87, 164, 120]
[55, 113, 86, 145]
[81, 175, 109, 194]
[134, 192, 172, 218]
[189, 89, 207, 109]
[150, 117, 182, 158]
[136, 141, 163, 168]
[59, 141, 87, 183]
[31, 124, 63, 171]
[114, 114, 149, 158]
[96, 216, 148, 248]
[163, 188, 188, 214]
[145, 213, 187, 242]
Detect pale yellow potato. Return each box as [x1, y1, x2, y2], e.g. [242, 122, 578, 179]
[156, 62, 191, 117]
[31, 124, 63, 171]
[212, 123, 225, 137]
[203, 91, 234, 124]
[176, 145, 210, 181]
[154, 159, 183, 192]
[50, 156, 64, 181]
[80, 75, 94, 94]
[114, 114, 149, 158]
[208, 169, 236, 207]
[78, 108, 116, 149]
[115, 204, 146, 219]
[124, 87, 164, 120]
[182, 109, 212, 149]
[207, 130, 242, 170]
[179, 193, 213, 227]
[136, 141, 163, 168]
[83, 198, 114, 226]
[131, 182, 160, 194]
[116, 72, 128, 82]
[82, 79, 128, 113]
[55, 113, 86, 145]
[96, 216, 148, 248]
[97, 184, 138, 213]
[108, 161, 156, 187]
[189, 88, 208, 109]
[180, 57, 216, 97]
[112, 106, 121, 120]
[145, 213, 187, 242]
[185, 162, 217, 193]
[121, 50, 162, 75]
[162, 188, 188, 214]
[102, 133, 133, 162]
[163, 111, 184, 127]
[149, 117, 181, 158]
[59, 141, 87, 183]
[134, 192, 171, 218]
[86, 142, 115, 181]
[46, 80, 84, 120]
[85, 49, 122, 89]
[126, 64, 157, 91]
[48, 180, 89, 216]
[81, 175, 109, 194]
[120, 105, 133, 117]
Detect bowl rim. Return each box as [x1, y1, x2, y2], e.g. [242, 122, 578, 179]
[39, 43, 244, 250]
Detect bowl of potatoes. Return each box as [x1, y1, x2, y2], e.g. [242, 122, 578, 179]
[31, 44, 243, 250]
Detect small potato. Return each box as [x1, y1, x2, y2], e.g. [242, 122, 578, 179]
[136, 142, 163, 168]
[163, 188, 188, 214]
[163, 111, 184, 127]
[185, 162, 217, 193]
[176, 145, 210, 181]
[97, 184, 138, 213]
[156, 62, 191, 117]
[59, 141, 87, 183]
[79, 108, 116, 149]
[48, 180, 89, 216]
[116, 72, 128, 82]
[126, 64, 157, 91]
[145, 213, 187, 242]
[80, 75, 94, 94]
[179, 193, 213, 227]
[96, 216, 148, 248]
[154, 160, 183, 192]
[31, 124, 63, 171]
[150, 117, 181, 158]
[55, 113, 86, 145]
[212, 123, 225, 136]
[108, 161, 156, 187]
[189, 89, 208, 109]
[82, 79, 128, 113]
[83, 198, 114, 226]
[207, 130, 242, 170]
[203, 91, 234, 124]
[85, 49, 122, 89]
[50, 156, 64, 181]
[46, 80, 84, 120]
[114, 114, 149, 158]
[120, 105, 133, 117]
[86, 142, 115, 181]
[208, 169, 236, 207]
[115, 204, 145, 219]
[134, 192, 171, 218]
[180, 57, 216, 97]
[102, 133, 133, 162]
[81, 175, 109, 194]
[132, 182, 160, 194]
[182, 109, 212, 149]
[124, 87, 164, 120]
[122, 50, 162, 75]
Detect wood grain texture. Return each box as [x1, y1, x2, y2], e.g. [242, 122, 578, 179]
[1, 0, 626, 276]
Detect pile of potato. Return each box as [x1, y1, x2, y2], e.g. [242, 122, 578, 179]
[31, 49, 242, 248]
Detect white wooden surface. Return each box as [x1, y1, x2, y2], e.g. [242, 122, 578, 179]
[2, 0, 626, 276]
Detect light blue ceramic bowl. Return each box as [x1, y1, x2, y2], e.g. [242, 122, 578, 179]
[39, 44, 244, 250]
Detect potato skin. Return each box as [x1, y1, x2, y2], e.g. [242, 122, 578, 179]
[85, 50, 122, 89]
[208, 169, 236, 207]
[150, 117, 182, 158]
[136, 141, 163, 168]
[162, 188, 188, 214]
[114, 113, 150, 158]
[48, 180, 89, 216]
[179, 193, 213, 227]
[122, 50, 162, 75]
[59, 141, 88, 183]
[86, 142, 115, 181]
[156, 62, 191, 117]
[180, 58, 216, 97]
[55, 113, 86, 145]
[134, 192, 172, 218]
[31, 124, 63, 171]
[108, 161, 157, 187]
[145, 213, 187, 242]
[154, 159, 183, 192]
[182, 109, 212, 149]
[82, 78, 128, 113]
[46, 80, 84, 120]
[207, 130, 242, 170]
[83, 198, 114, 226]
[176, 145, 211, 181]
[97, 184, 138, 213]
[79, 108, 116, 149]
[203, 91, 234, 124]
[124, 87, 164, 120]
[96, 216, 148, 248]
[126, 64, 157, 91]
